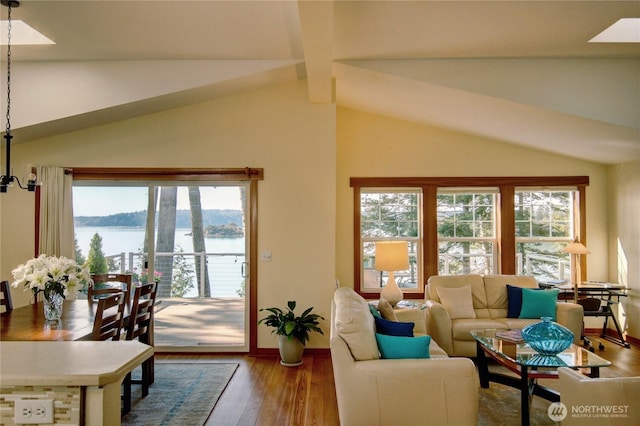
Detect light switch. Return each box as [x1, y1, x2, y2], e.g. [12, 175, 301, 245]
[261, 251, 272, 262]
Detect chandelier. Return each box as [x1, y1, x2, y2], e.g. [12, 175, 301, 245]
[1, 0, 37, 193]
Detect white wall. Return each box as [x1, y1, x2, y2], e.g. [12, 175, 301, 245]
[608, 161, 640, 340]
[0, 80, 337, 349]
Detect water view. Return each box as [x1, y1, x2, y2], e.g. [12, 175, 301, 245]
[75, 227, 246, 298]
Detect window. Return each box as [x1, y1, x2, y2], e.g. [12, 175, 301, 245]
[360, 189, 421, 293]
[351, 176, 588, 299]
[437, 190, 497, 275]
[515, 189, 575, 281]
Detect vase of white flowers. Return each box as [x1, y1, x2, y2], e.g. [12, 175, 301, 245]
[11, 254, 92, 320]
[43, 290, 65, 320]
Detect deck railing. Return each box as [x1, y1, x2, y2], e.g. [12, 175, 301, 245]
[106, 251, 246, 298]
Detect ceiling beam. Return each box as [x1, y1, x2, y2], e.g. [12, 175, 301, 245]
[297, 0, 334, 103]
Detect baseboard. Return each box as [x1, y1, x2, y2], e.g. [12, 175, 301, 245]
[624, 334, 640, 347]
[584, 328, 638, 348]
[251, 347, 331, 357]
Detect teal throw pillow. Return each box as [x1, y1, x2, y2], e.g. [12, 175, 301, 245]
[369, 304, 382, 318]
[519, 288, 559, 320]
[374, 316, 414, 337]
[375, 333, 431, 359]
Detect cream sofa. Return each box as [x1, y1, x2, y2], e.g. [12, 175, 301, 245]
[425, 274, 584, 357]
[558, 367, 640, 425]
[330, 287, 478, 426]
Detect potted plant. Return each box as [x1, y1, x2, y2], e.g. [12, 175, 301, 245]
[259, 300, 324, 367]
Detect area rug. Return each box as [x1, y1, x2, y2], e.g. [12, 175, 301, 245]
[121, 362, 238, 426]
[478, 365, 557, 426]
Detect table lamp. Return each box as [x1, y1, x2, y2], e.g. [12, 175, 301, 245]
[562, 238, 590, 303]
[375, 241, 409, 306]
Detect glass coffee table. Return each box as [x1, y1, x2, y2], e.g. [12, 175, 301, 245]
[471, 329, 611, 426]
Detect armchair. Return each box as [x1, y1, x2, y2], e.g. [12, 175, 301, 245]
[558, 367, 640, 425]
[330, 287, 478, 425]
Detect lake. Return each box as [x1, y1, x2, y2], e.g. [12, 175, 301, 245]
[75, 227, 246, 297]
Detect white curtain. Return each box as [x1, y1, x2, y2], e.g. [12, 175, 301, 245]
[37, 166, 74, 258]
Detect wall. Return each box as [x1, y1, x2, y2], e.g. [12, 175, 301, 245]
[336, 106, 611, 297]
[0, 385, 81, 426]
[2, 84, 633, 348]
[0, 80, 336, 349]
[608, 161, 640, 340]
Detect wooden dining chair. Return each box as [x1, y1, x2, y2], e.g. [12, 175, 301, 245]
[89, 274, 133, 307]
[91, 292, 126, 341]
[122, 282, 158, 414]
[1, 280, 13, 314]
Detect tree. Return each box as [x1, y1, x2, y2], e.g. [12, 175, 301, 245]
[74, 237, 86, 264]
[142, 188, 157, 257]
[515, 190, 573, 279]
[188, 186, 211, 297]
[170, 247, 195, 297]
[87, 233, 108, 274]
[155, 187, 177, 297]
[437, 193, 494, 275]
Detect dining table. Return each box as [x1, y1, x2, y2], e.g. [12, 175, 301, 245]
[1, 297, 155, 383]
[1, 298, 131, 341]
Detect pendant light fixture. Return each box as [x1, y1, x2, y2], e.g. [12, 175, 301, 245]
[1, 0, 37, 193]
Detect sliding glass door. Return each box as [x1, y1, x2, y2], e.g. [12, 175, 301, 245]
[73, 183, 249, 351]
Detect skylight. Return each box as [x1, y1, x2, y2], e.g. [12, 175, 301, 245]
[589, 18, 640, 43]
[0, 20, 54, 45]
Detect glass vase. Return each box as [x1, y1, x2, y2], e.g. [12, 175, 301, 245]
[521, 317, 574, 356]
[43, 291, 64, 321]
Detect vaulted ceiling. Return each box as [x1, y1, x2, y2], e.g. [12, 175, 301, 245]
[1, 1, 639, 164]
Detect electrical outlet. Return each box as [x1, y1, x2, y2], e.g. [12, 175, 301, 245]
[14, 399, 54, 424]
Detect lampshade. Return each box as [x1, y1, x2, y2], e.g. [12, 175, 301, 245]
[375, 241, 409, 272]
[563, 239, 591, 255]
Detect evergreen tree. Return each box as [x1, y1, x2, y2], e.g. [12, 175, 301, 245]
[74, 237, 86, 264]
[87, 233, 108, 274]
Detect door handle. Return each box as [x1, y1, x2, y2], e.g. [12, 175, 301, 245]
[241, 261, 248, 278]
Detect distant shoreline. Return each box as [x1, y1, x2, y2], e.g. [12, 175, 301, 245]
[74, 208, 243, 230]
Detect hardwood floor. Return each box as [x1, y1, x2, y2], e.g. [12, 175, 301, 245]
[155, 352, 339, 426]
[156, 338, 640, 426]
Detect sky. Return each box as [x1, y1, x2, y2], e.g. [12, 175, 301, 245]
[73, 186, 242, 216]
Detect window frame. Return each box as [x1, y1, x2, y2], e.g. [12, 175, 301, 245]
[351, 176, 589, 299]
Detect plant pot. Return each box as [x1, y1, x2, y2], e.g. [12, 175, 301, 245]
[278, 335, 304, 367]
